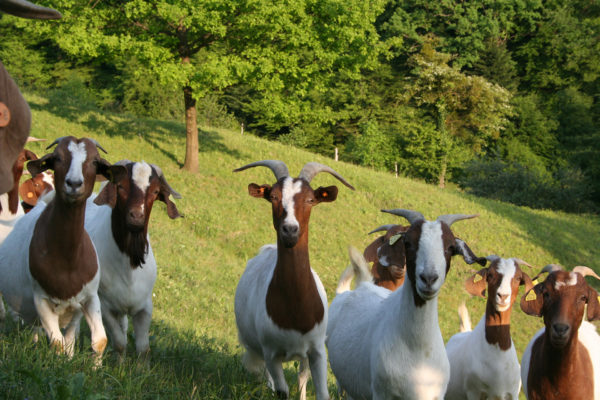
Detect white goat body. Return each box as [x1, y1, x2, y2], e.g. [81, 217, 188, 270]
[235, 244, 329, 398]
[0, 193, 25, 245]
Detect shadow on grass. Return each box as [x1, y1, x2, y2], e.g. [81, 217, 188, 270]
[27, 96, 243, 167]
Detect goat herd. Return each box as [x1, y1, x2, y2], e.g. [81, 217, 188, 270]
[0, 1, 599, 400]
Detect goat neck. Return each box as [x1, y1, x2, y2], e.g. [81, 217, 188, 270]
[109, 199, 149, 268]
[267, 224, 324, 334]
[29, 195, 97, 300]
[483, 297, 513, 351]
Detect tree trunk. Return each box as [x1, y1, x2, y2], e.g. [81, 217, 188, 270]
[438, 154, 447, 188]
[182, 85, 199, 173]
[436, 105, 448, 188]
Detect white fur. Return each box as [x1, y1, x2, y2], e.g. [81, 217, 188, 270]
[494, 258, 518, 312]
[84, 192, 157, 356]
[555, 272, 578, 290]
[282, 178, 302, 230]
[64, 141, 86, 193]
[0, 193, 25, 245]
[445, 315, 521, 400]
[521, 321, 600, 399]
[327, 221, 451, 400]
[235, 244, 329, 400]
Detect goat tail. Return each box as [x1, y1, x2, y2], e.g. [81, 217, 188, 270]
[458, 301, 472, 332]
[336, 246, 372, 294]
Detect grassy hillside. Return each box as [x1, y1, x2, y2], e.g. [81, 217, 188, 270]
[1, 92, 598, 399]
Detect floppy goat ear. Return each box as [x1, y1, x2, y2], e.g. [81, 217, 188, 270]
[27, 153, 55, 176]
[95, 159, 127, 184]
[314, 185, 338, 203]
[520, 282, 544, 317]
[465, 268, 488, 297]
[520, 272, 535, 294]
[586, 286, 600, 322]
[94, 182, 117, 208]
[364, 236, 385, 264]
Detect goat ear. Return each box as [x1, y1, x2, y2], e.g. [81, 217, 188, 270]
[465, 268, 488, 297]
[94, 183, 117, 208]
[376, 236, 406, 270]
[248, 183, 271, 200]
[520, 272, 535, 294]
[364, 236, 385, 264]
[24, 150, 38, 161]
[19, 179, 37, 206]
[520, 283, 544, 317]
[158, 190, 182, 219]
[586, 286, 600, 322]
[27, 153, 54, 176]
[95, 159, 127, 184]
[453, 238, 487, 266]
[314, 185, 338, 203]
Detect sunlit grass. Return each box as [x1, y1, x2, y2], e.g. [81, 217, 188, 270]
[0, 92, 597, 398]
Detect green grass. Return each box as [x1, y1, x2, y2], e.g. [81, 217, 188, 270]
[1, 92, 598, 399]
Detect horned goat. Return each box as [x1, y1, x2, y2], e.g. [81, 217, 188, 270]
[234, 160, 354, 400]
[327, 209, 486, 400]
[444, 256, 534, 400]
[520, 264, 600, 400]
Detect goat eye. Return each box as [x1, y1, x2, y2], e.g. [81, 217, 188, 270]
[306, 198, 315, 204]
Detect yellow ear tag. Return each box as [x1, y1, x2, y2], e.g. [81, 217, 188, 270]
[526, 290, 537, 301]
[532, 279, 539, 285]
[473, 274, 483, 283]
[597, 295, 600, 304]
[389, 234, 402, 246]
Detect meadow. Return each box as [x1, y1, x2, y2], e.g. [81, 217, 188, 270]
[0, 92, 598, 399]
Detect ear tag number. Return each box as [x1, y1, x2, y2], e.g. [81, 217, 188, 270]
[526, 290, 537, 301]
[473, 274, 482, 283]
[389, 234, 402, 246]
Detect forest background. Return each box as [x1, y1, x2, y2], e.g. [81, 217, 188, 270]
[2, 0, 599, 213]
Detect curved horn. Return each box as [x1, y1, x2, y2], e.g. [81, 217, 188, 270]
[45, 137, 67, 150]
[541, 264, 563, 274]
[573, 266, 600, 281]
[513, 258, 534, 269]
[486, 255, 500, 263]
[234, 160, 289, 182]
[297, 162, 355, 190]
[151, 164, 182, 199]
[88, 139, 107, 154]
[0, 0, 62, 19]
[381, 209, 425, 225]
[26, 136, 46, 142]
[368, 224, 396, 235]
[436, 214, 479, 227]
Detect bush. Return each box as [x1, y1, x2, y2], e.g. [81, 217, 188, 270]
[458, 158, 595, 213]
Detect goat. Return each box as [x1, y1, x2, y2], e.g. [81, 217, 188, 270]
[234, 160, 354, 400]
[520, 264, 600, 400]
[327, 208, 486, 400]
[364, 224, 409, 291]
[444, 256, 534, 400]
[84, 160, 181, 358]
[0, 0, 61, 194]
[0, 136, 126, 364]
[0, 148, 38, 244]
[19, 170, 54, 213]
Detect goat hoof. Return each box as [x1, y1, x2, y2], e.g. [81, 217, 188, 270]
[275, 390, 288, 399]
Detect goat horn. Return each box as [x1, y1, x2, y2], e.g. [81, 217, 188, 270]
[88, 139, 107, 154]
[436, 214, 479, 226]
[234, 160, 289, 182]
[0, 0, 62, 19]
[368, 224, 397, 235]
[486, 255, 501, 263]
[298, 162, 355, 190]
[381, 209, 425, 225]
[26, 136, 46, 142]
[573, 266, 600, 281]
[541, 264, 563, 274]
[151, 164, 182, 199]
[513, 258, 534, 269]
[45, 137, 67, 150]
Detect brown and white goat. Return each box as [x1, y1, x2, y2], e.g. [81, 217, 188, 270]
[445, 256, 534, 400]
[0, 137, 125, 363]
[19, 170, 54, 213]
[0, 0, 61, 193]
[234, 160, 354, 400]
[85, 160, 181, 358]
[364, 224, 409, 290]
[520, 264, 600, 400]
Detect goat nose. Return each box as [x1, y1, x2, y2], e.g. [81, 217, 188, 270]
[419, 273, 439, 287]
[66, 178, 82, 189]
[498, 293, 509, 302]
[129, 209, 144, 221]
[552, 323, 570, 336]
[282, 224, 299, 236]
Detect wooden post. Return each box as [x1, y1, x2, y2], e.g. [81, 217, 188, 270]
[395, 162, 398, 178]
[335, 147, 338, 161]
[241, 123, 244, 135]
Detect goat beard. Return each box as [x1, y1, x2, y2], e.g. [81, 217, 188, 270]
[125, 230, 148, 268]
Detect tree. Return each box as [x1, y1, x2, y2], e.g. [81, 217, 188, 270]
[34, 0, 383, 172]
[403, 39, 512, 187]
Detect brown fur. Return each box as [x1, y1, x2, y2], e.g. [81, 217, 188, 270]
[364, 225, 408, 291]
[521, 270, 600, 399]
[19, 171, 53, 211]
[0, 148, 37, 214]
